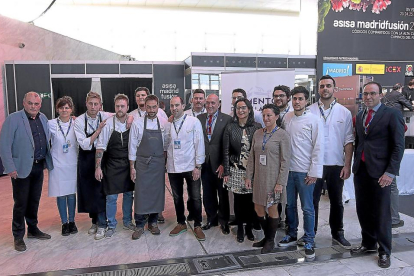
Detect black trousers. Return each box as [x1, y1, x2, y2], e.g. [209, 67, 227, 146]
[11, 162, 44, 239]
[354, 162, 392, 255]
[234, 193, 255, 225]
[201, 161, 230, 225]
[168, 171, 202, 227]
[313, 165, 344, 235]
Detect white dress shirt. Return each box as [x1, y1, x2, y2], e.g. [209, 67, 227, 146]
[283, 110, 324, 178]
[309, 100, 354, 166]
[184, 107, 206, 117]
[130, 107, 168, 121]
[128, 116, 171, 161]
[166, 114, 205, 173]
[74, 111, 112, 150]
[96, 116, 128, 151]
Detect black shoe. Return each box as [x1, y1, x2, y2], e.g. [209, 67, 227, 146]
[221, 224, 230, 235]
[27, 229, 51, 240]
[378, 254, 391, 268]
[201, 221, 218, 230]
[62, 223, 70, 236]
[68, 222, 78, 234]
[237, 226, 244, 243]
[261, 240, 275, 254]
[304, 243, 315, 259]
[245, 225, 254, 241]
[14, 239, 26, 252]
[332, 231, 351, 249]
[253, 238, 266, 248]
[392, 220, 404, 228]
[350, 245, 377, 256]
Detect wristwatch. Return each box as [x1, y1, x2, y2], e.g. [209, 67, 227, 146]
[195, 165, 202, 170]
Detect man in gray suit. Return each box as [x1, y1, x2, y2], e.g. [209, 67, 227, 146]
[0, 92, 54, 252]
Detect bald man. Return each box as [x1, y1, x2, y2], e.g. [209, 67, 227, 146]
[197, 94, 232, 234]
[0, 92, 54, 252]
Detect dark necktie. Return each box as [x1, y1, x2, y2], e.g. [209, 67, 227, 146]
[361, 109, 374, 162]
[207, 115, 213, 136]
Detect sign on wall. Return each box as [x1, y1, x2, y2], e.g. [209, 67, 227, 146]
[153, 64, 185, 111]
[221, 69, 295, 115]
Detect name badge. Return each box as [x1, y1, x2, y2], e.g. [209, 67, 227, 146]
[174, 140, 181, 149]
[207, 134, 211, 141]
[63, 143, 69, 153]
[260, 155, 267, 166]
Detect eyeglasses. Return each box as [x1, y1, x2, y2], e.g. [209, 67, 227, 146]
[273, 94, 286, 99]
[236, 106, 248, 111]
[362, 92, 378, 97]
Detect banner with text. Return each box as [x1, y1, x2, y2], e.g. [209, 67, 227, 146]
[153, 64, 185, 112]
[221, 69, 295, 115]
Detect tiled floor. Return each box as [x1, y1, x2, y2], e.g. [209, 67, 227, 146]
[0, 173, 413, 276]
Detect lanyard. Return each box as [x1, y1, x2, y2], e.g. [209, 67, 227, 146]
[87, 116, 100, 132]
[318, 100, 336, 122]
[280, 106, 290, 121]
[57, 117, 72, 142]
[138, 109, 145, 117]
[262, 126, 279, 151]
[173, 114, 187, 136]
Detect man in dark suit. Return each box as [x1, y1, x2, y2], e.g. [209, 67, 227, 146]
[198, 94, 232, 234]
[351, 82, 405, 268]
[0, 92, 54, 252]
[382, 83, 413, 114]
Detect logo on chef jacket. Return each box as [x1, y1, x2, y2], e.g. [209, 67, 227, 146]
[406, 65, 413, 77]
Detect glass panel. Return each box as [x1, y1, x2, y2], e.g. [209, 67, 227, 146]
[200, 74, 209, 90]
[211, 80, 220, 90]
[192, 73, 199, 80]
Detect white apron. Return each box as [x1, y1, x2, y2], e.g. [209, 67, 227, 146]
[48, 118, 78, 197]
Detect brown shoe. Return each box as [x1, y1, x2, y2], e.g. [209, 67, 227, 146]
[169, 224, 187, 236]
[194, 226, 206, 241]
[132, 228, 145, 240]
[148, 223, 161, 235]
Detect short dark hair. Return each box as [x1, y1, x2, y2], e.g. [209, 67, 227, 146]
[114, 93, 129, 105]
[409, 79, 414, 86]
[145, 94, 159, 104]
[135, 87, 150, 96]
[319, 75, 336, 87]
[291, 86, 309, 100]
[262, 104, 281, 127]
[273, 85, 291, 98]
[364, 81, 383, 94]
[193, 89, 205, 97]
[233, 98, 255, 126]
[171, 96, 184, 104]
[232, 88, 247, 99]
[393, 83, 402, 91]
[56, 96, 75, 114]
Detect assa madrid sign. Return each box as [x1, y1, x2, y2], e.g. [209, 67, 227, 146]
[322, 63, 353, 77]
[386, 66, 402, 73]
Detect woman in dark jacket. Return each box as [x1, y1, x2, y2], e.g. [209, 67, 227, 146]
[223, 98, 262, 243]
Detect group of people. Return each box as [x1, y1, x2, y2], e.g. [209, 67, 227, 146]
[0, 75, 406, 269]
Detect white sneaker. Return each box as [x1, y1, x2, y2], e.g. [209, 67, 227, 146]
[94, 227, 106, 240]
[88, 224, 98, 235]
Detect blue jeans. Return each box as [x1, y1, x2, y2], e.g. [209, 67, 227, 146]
[135, 213, 158, 228]
[106, 191, 133, 229]
[56, 194, 76, 224]
[286, 171, 315, 245]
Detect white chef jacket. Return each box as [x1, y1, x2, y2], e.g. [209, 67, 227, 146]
[129, 116, 171, 161]
[283, 110, 324, 178]
[309, 101, 354, 166]
[184, 107, 206, 117]
[166, 114, 205, 173]
[74, 111, 112, 150]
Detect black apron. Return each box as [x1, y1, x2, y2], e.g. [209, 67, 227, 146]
[77, 113, 106, 213]
[134, 117, 165, 214]
[102, 117, 134, 195]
